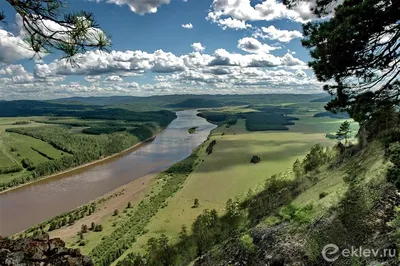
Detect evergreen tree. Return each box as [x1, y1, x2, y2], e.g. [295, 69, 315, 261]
[1, 0, 111, 59]
[336, 121, 352, 143]
[284, 0, 399, 136]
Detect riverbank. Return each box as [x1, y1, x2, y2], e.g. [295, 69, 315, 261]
[49, 172, 158, 242]
[1, 110, 216, 237]
[0, 134, 158, 195]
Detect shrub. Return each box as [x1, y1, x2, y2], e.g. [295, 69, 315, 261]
[250, 155, 261, 164]
[193, 199, 200, 208]
[319, 192, 329, 199]
[206, 140, 217, 155]
[81, 224, 88, 233]
[94, 224, 103, 232]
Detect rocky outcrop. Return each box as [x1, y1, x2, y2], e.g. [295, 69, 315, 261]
[0, 234, 93, 266]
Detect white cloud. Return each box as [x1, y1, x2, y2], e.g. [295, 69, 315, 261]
[34, 46, 305, 79]
[253, 25, 303, 42]
[0, 64, 34, 83]
[191, 42, 206, 52]
[207, 0, 319, 30]
[0, 41, 316, 99]
[105, 75, 123, 82]
[0, 29, 37, 63]
[295, 69, 307, 78]
[182, 23, 193, 29]
[84, 75, 101, 83]
[99, 0, 170, 15]
[237, 37, 279, 54]
[281, 53, 305, 66]
[207, 16, 252, 30]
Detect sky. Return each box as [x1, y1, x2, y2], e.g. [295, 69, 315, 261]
[0, 0, 326, 100]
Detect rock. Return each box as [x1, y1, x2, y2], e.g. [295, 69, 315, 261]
[0, 234, 94, 266]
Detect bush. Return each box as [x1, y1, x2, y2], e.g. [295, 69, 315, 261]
[250, 155, 261, 164]
[0, 165, 23, 174]
[319, 192, 329, 199]
[94, 224, 103, 232]
[192, 199, 200, 208]
[113, 209, 119, 216]
[206, 140, 217, 155]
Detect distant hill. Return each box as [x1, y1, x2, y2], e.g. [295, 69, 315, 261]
[0, 100, 94, 117]
[166, 98, 224, 108]
[51, 94, 327, 107]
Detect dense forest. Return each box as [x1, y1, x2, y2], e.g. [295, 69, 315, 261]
[198, 108, 298, 131]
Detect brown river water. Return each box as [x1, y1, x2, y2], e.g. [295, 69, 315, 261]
[0, 110, 216, 236]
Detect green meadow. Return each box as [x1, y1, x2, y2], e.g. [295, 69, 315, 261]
[0, 118, 66, 184]
[122, 113, 347, 254]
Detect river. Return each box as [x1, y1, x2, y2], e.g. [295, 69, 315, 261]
[0, 110, 216, 236]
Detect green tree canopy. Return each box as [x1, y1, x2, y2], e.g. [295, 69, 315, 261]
[285, 0, 399, 128]
[336, 120, 351, 143]
[2, 0, 111, 59]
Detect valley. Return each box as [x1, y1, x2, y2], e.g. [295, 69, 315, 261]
[1, 95, 398, 266]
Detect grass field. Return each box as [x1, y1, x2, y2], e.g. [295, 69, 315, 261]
[119, 114, 346, 256]
[0, 118, 68, 184]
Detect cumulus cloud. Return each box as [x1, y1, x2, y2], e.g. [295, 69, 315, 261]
[253, 25, 303, 42]
[237, 37, 279, 54]
[182, 23, 193, 29]
[0, 39, 315, 99]
[84, 75, 101, 83]
[281, 53, 305, 66]
[206, 15, 252, 30]
[105, 75, 123, 82]
[33, 45, 305, 79]
[295, 69, 307, 78]
[207, 0, 318, 30]
[0, 29, 37, 63]
[191, 42, 206, 52]
[0, 64, 34, 83]
[99, 0, 170, 15]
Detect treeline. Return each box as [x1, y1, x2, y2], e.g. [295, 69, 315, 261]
[116, 144, 334, 266]
[89, 149, 199, 266]
[198, 109, 299, 131]
[0, 100, 177, 128]
[206, 140, 217, 155]
[0, 165, 23, 174]
[245, 112, 298, 131]
[31, 147, 54, 160]
[197, 112, 242, 125]
[22, 190, 125, 237]
[82, 126, 127, 135]
[12, 121, 31, 125]
[23, 203, 97, 237]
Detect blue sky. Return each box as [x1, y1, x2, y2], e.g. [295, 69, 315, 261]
[0, 0, 323, 99]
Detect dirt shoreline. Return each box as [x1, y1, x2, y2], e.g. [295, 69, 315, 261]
[49, 172, 158, 241]
[0, 134, 158, 195]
